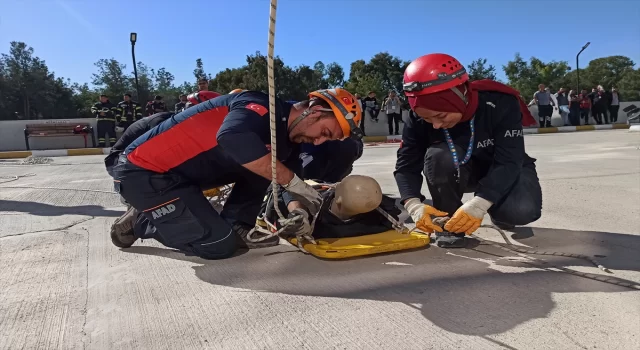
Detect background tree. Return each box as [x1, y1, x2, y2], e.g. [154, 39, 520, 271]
[91, 58, 131, 99]
[1, 40, 639, 121]
[467, 58, 497, 81]
[503, 53, 571, 99]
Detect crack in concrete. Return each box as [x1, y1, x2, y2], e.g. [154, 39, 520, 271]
[80, 226, 91, 350]
[0, 217, 96, 239]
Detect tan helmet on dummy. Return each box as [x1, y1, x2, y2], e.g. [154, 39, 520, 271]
[330, 175, 383, 220]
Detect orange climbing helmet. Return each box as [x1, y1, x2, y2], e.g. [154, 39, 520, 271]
[308, 88, 363, 139]
[228, 88, 245, 94]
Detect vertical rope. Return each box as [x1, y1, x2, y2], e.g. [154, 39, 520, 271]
[267, 0, 284, 220]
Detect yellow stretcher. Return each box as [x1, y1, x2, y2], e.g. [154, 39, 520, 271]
[288, 231, 430, 259]
[205, 181, 431, 259]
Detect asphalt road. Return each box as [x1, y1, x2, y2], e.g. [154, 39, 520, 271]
[1, 130, 639, 350]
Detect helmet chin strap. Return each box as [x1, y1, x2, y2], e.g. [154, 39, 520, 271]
[287, 108, 313, 133]
[450, 85, 468, 105]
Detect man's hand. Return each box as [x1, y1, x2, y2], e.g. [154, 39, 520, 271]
[404, 198, 448, 233]
[280, 208, 312, 239]
[444, 196, 493, 235]
[283, 174, 322, 216]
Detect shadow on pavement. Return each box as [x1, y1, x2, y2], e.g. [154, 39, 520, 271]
[123, 226, 640, 337]
[0, 199, 122, 217]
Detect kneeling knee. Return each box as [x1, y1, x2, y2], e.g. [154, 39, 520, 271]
[424, 144, 458, 185]
[193, 234, 238, 260]
[493, 199, 541, 226]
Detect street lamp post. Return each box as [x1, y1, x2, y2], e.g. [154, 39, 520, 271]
[130, 33, 141, 101]
[576, 42, 590, 93]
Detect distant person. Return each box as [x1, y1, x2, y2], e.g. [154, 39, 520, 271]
[568, 90, 581, 126]
[174, 94, 188, 113]
[363, 91, 379, 122]
[579, 89, 592, 125]
[609, 86, 621, 123]
[533, 84, 555, 127]
[555, 88, 570, 126]
[591, 86, 609, 124]
[382, 90, 402, 135]
[145, 95, 167, 116]
[115, 93, 142, 132]
[354, 93, 366, 136]
[90, 94, 117, 147]
[197, 78, 209, 91]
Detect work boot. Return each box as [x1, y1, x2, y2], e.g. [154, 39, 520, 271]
[434, 231, 467, 248]
[110, 206, 139, 248]
[233, 222, 280, 249]
[490, 218, 515, 230]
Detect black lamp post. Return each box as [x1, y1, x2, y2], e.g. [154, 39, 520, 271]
[130, 33, 141, 101]
[576, 42, 590, 93]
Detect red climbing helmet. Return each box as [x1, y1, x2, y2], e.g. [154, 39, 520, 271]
[403, 53, 469, 97]
[187, 91, 221, 105]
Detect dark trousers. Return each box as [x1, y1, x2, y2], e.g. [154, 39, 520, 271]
[97, 120, 116, 147]
[569, 105, 581, 126]
[423, 143, 542, 226]
[593, 105, 608, 124]
[580, 108, 590, 124]
[114, 159, 270, 259]
[367, 107, 380, 121]
[387, 113, 401, 135]
[537, 105, 553, 127]
[609, 105, 620, 122]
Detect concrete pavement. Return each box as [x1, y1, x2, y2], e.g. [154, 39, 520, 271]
[1, 130, 639, 350]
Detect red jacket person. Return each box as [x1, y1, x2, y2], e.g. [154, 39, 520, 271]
[110, 89, 362, 259]
[395, 53, 542, 248]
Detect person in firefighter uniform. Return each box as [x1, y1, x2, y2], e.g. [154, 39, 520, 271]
[91, 94, 117, 147]
[115, 93, 142, 133]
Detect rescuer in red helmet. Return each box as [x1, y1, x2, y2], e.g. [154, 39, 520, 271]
[395, 53, 541, 248]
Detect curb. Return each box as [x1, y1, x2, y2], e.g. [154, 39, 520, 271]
[362, 124, 632, 143]
[0, 124, 633, 159]
[524, 123, 630, 134]
[0, 147, 110, 159]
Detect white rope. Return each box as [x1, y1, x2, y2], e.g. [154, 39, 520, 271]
[267, 0, 285, 221]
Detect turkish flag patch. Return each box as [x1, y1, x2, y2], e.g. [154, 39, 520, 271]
[246, 103, 268, 116]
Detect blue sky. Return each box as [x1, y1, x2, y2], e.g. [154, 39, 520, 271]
[1, 0, 638, 87]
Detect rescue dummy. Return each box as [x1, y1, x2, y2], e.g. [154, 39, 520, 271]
[262, 175, 400, 240]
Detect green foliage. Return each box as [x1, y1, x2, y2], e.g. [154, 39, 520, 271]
[1, 40, 639, 120]
[467, 58, 497, 81]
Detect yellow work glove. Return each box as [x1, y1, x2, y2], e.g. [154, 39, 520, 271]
[404, 198, 448, 233]
[202, 188, 221, 197]
[444, 196, 493, 235]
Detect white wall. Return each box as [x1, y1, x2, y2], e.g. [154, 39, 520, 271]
[0, 101, 637, 151]
[364, 101, 638, 136]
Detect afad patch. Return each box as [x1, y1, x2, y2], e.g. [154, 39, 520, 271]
[246, 103, 268, 116]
